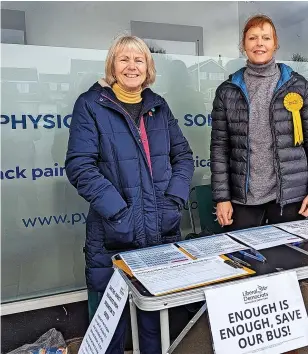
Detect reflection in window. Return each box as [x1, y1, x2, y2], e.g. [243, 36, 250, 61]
[200, 72, 208, 80]
[61, 83, 69, 91]
[16, 83, 29, 93]
[49, 82, 57, 91]
[207, 88, 216, 100]
[209, 73, 225, 81]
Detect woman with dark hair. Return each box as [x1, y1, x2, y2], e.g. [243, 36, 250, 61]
[211, 15, 308, 230]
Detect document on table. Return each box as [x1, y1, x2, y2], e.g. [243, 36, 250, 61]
[119, 243, 191, 272]
[274, 219, 308, 239]
[133, 257, 253, 296]
[177, 234, 248, 259]
[227, 225, 302, 250]
[78, 269, 128, 354]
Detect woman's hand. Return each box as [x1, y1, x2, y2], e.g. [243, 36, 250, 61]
[299, 196, 308, 217]
[216, 201, 233, 227]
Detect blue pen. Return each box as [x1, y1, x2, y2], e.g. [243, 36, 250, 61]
[292, 241, 305, 247]
[249, 249, 267, 262]
[239, 250, 265, 263]
[226, 254, 251, 267]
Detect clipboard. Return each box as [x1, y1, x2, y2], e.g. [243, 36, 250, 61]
[113, 249, 255, 296]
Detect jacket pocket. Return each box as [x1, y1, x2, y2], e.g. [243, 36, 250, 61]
[85, 266, 114, 292]
[161, 196, 182, 240]
[102, 206, 135, 250]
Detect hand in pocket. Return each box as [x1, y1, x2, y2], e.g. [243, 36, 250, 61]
[103, 206, 135, 249]
[161, 196, 182, 237]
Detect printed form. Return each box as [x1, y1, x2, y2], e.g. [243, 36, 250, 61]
[177, 234, 248, 259]
[274, 219, 308, 239]
[227, 225, 302, 250]
[119, 243, 191, 272]
[133, 257, 249, 296]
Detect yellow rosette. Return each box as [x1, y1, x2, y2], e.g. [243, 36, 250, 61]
[284, 92, 304, 146]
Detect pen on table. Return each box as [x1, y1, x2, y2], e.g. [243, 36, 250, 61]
[224, 259, 242, 268]
[292, 241, 305, 247]
[249, 249, 267, 262]
[227, 254, 251, 267]
[239, 250, 265, 263]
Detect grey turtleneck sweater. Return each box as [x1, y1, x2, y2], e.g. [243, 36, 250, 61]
[238, 58, 281, 205]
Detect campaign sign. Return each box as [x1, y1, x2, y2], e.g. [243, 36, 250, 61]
[78, 270, 128, 354]
[205, 272, 308, 354]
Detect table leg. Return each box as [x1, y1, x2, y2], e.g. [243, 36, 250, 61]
[160, 308, 170, 354]
[167, 303, 207, 353]
[129, 292, 140, 353]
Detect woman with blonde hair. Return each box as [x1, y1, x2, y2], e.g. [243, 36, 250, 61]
[65, 35, 194, 353]
[211, 15, 308, 230]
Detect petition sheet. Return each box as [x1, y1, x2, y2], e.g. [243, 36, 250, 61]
[178, 234, 247, 259]
[227, 225, 302, 250]
[134, 257, 249, 296]
[275, 219, 308, 239]
[119, 243, 191, 273]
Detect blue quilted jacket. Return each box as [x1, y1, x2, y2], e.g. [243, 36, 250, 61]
[65, 81, 194, 291]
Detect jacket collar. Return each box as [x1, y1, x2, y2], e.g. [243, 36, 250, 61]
[230, 67, 248, 101]
[230, 63, 294, 101]
[275, 63, 294, 91]
[90, 79, 165, 116]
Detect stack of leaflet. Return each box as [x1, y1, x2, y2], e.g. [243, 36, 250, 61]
[275, 219, 308, 240]
[227, 220, 308, 250]
[113, 220, 308, 296]
[113, 237, 255, 296]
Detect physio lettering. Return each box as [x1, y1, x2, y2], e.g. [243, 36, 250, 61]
[21, 212, 87, 228]
[1, 114, 72, 129]
[194, 156, 210, 168]
[184, 113, 212, 127]
[1, 163, 65, 181]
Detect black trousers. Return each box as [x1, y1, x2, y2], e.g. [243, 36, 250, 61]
[225, 200, 305, 232]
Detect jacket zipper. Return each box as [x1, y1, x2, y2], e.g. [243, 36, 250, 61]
[229, 84, 250, 203]
[230, 75, 297, 208]
[100, 94, 141, 133]
[244, 95, 250, 203]
[100, 94, 158, 174]
[99, 94, 160, 244]
[142, 112, 160, 245]
[269, 76, 297, 215]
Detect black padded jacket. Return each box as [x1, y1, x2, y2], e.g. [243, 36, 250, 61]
[210, 63, 308, 209]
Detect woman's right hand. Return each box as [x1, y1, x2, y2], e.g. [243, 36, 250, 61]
[216, 201, 233, 227]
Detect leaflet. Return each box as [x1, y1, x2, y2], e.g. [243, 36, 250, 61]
[274, 219, 308, 239]
[177, 234, 247, 259]
[133, 257, 251, 296]
[119, 243, 191, 273]
[227, 225, 302, 250]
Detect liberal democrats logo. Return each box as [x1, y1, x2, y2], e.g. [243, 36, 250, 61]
[242, 285, 268, 304]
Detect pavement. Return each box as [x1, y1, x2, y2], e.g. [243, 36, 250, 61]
[66, 281, 308, 354]
[66, 312, 213, 353]
[66, 312, 308, 354]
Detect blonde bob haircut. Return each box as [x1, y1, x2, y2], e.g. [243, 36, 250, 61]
[105, 35, 156, 88]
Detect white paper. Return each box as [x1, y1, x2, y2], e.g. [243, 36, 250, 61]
[178, 234, 248, 259]
[227, 225, 302, 250]
[78, 269, 128, 354]
[275, 219, 308, 239]
[119, 243, 191, 272]
[134, 257, 249, 296]
[205, 271, 308, 354]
